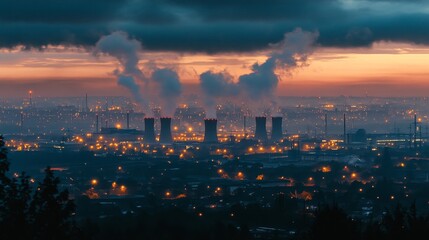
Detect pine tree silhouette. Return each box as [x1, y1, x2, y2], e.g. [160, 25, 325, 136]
[30, 167, 76, 240]
[0, 136, 78, 240]
[1, 135, 32, 239]
[309, 203, 360, 240]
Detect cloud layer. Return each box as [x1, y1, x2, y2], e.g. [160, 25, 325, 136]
[1, 0, 428, 52]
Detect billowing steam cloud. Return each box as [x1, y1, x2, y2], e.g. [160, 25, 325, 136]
[199, 70, 239, 117]
[238, 58, 278, 99]
[117, 75, 144, 103]
[198, 28, 318, 114]
[151, 68, 182, 115]
[200, 70, 238, 103]
[95, 32, 145, 104]
[238, 28, 318, 98]
[95, 31, 184, 114]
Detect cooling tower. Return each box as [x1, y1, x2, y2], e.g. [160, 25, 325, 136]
[159, 117, 173, 143]
[271, 117, 283, 141]
[204, 119, 218, 143]
[144, 118, 156, 143]
[255, 117, 268, 141]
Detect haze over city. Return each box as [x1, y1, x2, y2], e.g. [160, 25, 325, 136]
[1, 1, 429, 240]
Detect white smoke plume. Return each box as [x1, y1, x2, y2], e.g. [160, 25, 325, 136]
[238, 28, 318, 99]
[199, 70, 239, 117]
[151, 68, 182, 116]
[198, 28, 318, 111]
[95, 32, 146, 104]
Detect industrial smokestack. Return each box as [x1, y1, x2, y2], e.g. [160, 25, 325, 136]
[204, 119, 218, 143]
[159, 117, 173, 143]
[244, 116, 247, 138]
[29, 90, 32, 107]
[20, 112, 24, 134]
[85, 94, 89, 112]
[144, 118, 156, 143]
[95, 114, 99, 133]
[343, 113, 347, 145]
[255, 117, 268, 141]
[271, 117, 283, 141]
[126, 112, 130, 129]
[414, 114, 417, 149]
[324, 113, 328, 137]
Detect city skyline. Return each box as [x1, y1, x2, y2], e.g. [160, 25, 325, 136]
[1, 1, 429, 98]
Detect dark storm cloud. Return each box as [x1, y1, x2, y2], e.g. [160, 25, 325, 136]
[161, 0, 344, 21]
[0, 0, 126, 23]
[318, 14, 429, 47]
[1, 0, 429, 52]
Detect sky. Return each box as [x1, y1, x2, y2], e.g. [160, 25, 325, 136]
[1, 0, 429, 99]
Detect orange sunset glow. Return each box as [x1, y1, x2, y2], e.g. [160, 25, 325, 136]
[1, 42, 429, 97]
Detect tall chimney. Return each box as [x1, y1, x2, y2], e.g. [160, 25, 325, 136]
[343, 113, 347, 145]
[29, 90, 32, 107]
[324, 113, 328, 137]
[255, 117, 268, 141]
[126, 112, 130, 129]
[159, 117, 173, 143]
[144, 118, 156, 143]
[20, 112, 24, 134]
[271, 117, 283, 141]
[95, 114, 99, 133]
[204, 119, 218, 143]
[414, 114, 417, 149]
[85, 94, 89, 112]
[243, 116, 247, 138]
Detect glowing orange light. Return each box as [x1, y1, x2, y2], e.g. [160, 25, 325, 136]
[91, 179, 98, 185]
[321, 166, 331, 173]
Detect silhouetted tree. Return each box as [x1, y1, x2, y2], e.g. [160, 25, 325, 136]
[382, 204, 406, 240]
[30, 167, 76, 240]
[0, 135, 33, 239]
[407, 202, 429, 239]
[309, 203, 360, 240]
[362, 221, 383, 240]
[0, 136, 78, 240]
